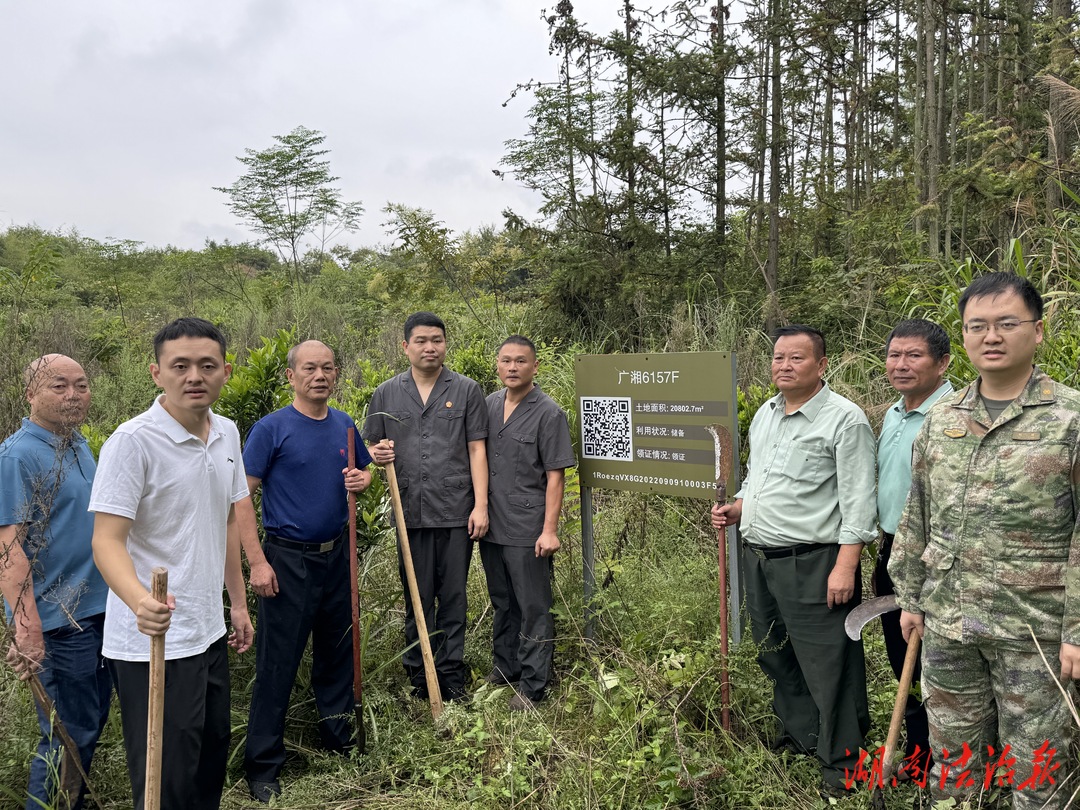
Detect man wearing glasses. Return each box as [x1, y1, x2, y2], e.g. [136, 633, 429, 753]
[890, 273, 1080, 809]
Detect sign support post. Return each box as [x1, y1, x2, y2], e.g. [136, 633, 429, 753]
[581, 486, 596, 643]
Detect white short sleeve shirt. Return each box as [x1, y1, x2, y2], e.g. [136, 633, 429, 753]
[89, 397, 248, 661]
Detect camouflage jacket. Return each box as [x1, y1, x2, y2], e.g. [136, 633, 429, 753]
[888, 367, 1080, 645]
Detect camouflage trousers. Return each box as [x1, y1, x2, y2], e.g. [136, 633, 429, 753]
[922, 628, 1078, 809]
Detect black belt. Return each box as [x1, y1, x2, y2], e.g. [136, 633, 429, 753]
[265, 530, 346, 554]
[745, 542, 832, 560]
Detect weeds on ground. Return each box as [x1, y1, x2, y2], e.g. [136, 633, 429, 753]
[3, 493, 949, 810]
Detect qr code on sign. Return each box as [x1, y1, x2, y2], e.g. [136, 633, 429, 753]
[581, 397, 633, 461]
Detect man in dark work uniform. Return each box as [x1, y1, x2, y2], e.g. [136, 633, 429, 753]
[364, 312, 489, 701]
[481, 335, 575, 711]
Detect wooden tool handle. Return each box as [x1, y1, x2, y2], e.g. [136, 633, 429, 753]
[716, 522, 730, 731]
[716, 485, 730, 732]
[384, 451, 443, 719]
[710, 421, 733, 733]
[346, 429, 366, 751]
[145, 566, 168, 810]
[882, 632, 921, 780]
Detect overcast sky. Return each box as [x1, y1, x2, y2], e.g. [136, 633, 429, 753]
[1, 1, 620, 253]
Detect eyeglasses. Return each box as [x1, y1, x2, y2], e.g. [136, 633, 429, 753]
[962, 319, 1037, 335]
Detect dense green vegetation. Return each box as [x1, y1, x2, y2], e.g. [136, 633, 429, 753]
[3, 0, 1080, 805]
[5, 223, 1076, 809]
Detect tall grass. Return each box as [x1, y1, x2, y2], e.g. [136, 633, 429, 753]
[9, 265, 1080, 809]
[0, 478, 926, 810]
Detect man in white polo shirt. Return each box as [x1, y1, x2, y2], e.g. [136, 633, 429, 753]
[91, 317, 253, 810]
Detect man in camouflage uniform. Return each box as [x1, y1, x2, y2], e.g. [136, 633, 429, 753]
[890, 272, 1080, 809]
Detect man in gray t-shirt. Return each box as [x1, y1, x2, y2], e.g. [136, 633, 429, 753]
[481, 336, 575, 711]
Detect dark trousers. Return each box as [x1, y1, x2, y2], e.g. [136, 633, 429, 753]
[742, 542, 870, 789]
[479, 541, 555, 700]
[873, 532, 931, 770]
[245, 538, 354, 782]
[399, 526, 472, 696]
[109, 636, 230, 810]
[27, 613, 112, 810]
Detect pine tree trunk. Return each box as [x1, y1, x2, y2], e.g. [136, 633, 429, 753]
[765, 0, 783, 333]
[713, 2, 727, 282]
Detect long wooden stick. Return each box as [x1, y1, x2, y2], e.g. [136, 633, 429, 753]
[382, 444, 443, 719]
[346, 429, 366, 752]
[4, 616, 106, 808]
[867, 631, 921, 809]
[145, 567, 167, 810]
[716, 518, 730, 731]
[883, 633, 922, 782]
[706, 424, 734, 732]
[26, 667, 105, 809]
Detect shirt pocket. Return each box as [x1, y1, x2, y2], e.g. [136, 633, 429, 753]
[435, 408, 466, 442]
[441, 473, 474, 522]
[918, 542, 956, 611]
[395, 475, 410, 521]
[442, 473, 471, 491]
[993, 557, 1066, 640]
[780, 439, 828, 483]
[507, 493, 545, 541]
[511, 431, 540, 483]
[386, 410, 413, 434]
[991, 440, 1073, 536]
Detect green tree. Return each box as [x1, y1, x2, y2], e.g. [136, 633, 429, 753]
[214, 126, 363, 289]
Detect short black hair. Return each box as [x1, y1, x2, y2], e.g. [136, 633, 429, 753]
[958, 272, 1043, 320]
[153, 317, 227, 362]
[498, 335, 536, 355]
[404, 312, 446, 342]
[773, 324, 826, 359]
[885, 319, 951, 361]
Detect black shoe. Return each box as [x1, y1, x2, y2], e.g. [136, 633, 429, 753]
[410, 683, 429, 700]
[767, 733, 802, 756]
[818, 780, 856, 801]
[509, 692, 536, 711]
[249, 780, 281, 803]
[484, 670, 518, 686]
[443, 685, 469, 702]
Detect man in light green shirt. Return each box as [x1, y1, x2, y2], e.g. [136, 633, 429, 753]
[873, 318, 951, 782]
[877, 321, 953, 535]
[711, 324, 876, 798]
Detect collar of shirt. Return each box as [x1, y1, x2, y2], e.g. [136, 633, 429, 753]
[888, 380, 954, 419]
[20, 416, 87, 450]
[768, 380, 831, 421]
[952, 366, 1053, 411]
[401, 366, 453, 408]
[150, 395, 225, 445]
[497, 383, 541, 403]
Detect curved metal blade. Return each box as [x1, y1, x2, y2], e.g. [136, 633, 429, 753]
[844, 594, 898, 640]
[704, 423, 733, 501]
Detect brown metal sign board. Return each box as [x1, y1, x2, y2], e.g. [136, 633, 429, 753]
[575, 352, 738, 499]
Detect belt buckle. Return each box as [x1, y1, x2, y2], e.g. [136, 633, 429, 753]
[318, 539, 334, 553]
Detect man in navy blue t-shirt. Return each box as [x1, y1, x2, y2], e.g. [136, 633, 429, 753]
[238, 340, 372, 803]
